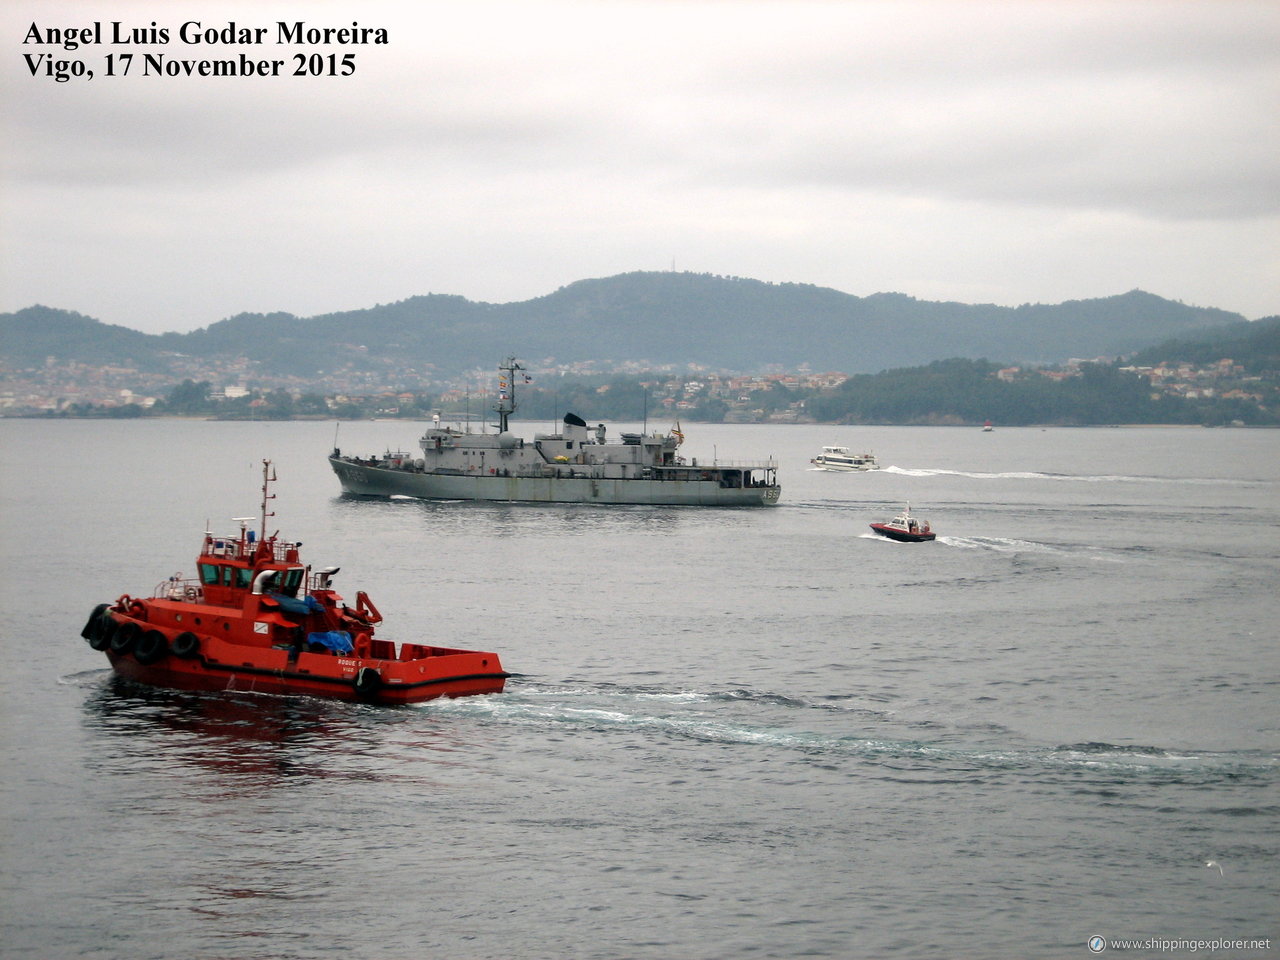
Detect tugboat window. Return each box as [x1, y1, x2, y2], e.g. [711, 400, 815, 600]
[235, 567, 253, 590]
[199, 563, 220, 586]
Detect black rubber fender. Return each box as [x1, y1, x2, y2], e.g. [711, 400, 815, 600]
[88, 613, 116, 651]
[110, 621, 141, 654]
[134, 630, 169, 666]
[353, 667, 383, 698]
[171, 632, 201, 659]
[81, 604, 110, 641]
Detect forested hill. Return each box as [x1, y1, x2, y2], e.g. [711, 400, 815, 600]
[1, 272, 1251, 376]
[1126, 315, 1280, 373]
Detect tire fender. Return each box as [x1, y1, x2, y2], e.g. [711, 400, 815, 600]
[134, 630, 169, 666]
[353, 667, 382, 699]
[81, 603, 110, 641]
[110, 621, 141, 654]
[172, 632, 201, 659]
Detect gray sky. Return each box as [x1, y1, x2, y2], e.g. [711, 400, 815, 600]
[4, 0, 1278, 334]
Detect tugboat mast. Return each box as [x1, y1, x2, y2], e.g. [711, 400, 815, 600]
[495, 357, 523, 433]
[259, 459, 277, 541]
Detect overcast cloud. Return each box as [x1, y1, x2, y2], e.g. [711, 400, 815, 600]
[3, 0, 1278, 334]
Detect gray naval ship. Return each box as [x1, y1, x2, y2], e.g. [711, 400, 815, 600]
[329, 358, 781, 506]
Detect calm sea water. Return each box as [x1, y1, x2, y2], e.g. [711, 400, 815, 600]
[1, 419, 1277, 959]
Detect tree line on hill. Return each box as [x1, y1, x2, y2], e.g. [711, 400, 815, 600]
[41, 355, 1278, 426]
[0, 273, 1257, 378]
[804, 359, 1270, 427]
[17, 293, 1278, 425]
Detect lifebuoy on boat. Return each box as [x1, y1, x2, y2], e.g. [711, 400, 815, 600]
[110, 621, 141, 654]
[171, 632, 201, 659]
[134, 630, 169, 665]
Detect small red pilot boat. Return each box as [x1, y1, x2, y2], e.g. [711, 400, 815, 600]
[80, 460, 508, 705]
[869, 503, 936, 542]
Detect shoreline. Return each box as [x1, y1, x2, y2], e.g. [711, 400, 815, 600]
[0, 414, 1271, 429]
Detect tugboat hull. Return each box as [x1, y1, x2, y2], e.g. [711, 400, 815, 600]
[91, 610, 506, 705]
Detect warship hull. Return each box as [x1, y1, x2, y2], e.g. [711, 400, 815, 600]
[329, 358, 781, 507]
[330, 456, 781, 506]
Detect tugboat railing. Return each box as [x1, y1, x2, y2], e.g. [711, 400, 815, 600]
[153, 578, 204, 602]
[204, 535, 298, 563]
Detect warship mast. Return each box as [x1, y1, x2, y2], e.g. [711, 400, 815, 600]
[495, 357, 523, 433]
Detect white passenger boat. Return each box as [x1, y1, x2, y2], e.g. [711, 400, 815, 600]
[810, 445, 879, 471]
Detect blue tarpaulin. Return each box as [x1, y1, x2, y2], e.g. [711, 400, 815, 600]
[269, 593, 324, 616]
[306, 630, 354, 654]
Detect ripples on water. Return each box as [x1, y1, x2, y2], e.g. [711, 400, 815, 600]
[4, 422, 1279, 958]
[48, 663, 1279, 959]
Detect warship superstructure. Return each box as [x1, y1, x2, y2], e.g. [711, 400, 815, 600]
[329, 358, 781, 506]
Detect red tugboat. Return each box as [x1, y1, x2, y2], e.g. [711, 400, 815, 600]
[80, 460, 508, 704]
[869, 503, 937, 543]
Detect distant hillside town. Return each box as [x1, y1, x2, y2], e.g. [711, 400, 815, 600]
[2, 272, 1276, 425]
[3, 350, 1275, 426]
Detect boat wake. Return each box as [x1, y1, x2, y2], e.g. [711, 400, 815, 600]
[862, 532, 1121, 561]
[417, 680, 1276, 781]
[881, 465, 1242, 485]
[935, 535, 1121, 559]
[58, 669, 114, 686]
[937, 535, 1043, 551]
